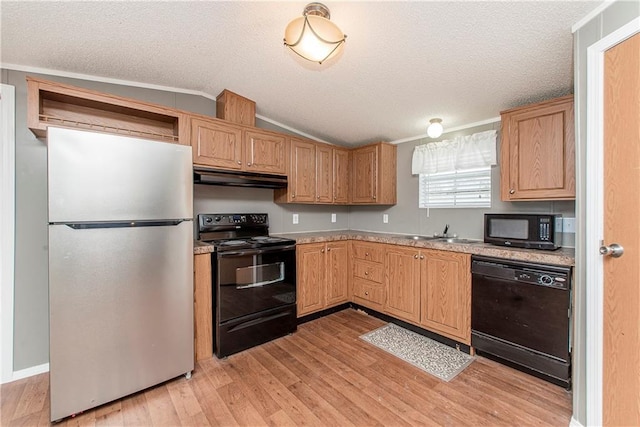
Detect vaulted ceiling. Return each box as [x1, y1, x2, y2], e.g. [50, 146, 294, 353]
[1, 1, 599, 145]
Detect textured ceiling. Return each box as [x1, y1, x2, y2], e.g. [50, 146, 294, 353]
[1, 1, 599, 146]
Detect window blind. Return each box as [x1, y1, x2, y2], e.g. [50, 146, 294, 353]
[419, 167, 492, 208]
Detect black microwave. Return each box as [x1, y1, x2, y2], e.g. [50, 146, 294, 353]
[484, 214, 562, 250]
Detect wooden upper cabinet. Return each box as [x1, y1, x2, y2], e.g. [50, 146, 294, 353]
[500, 95, 575, 200]
[244, 129, 287, 175]
[216, 89, 256, 127]
[288, 138, 317, 202]
[190, 116, 288, 175]
[275, 139, 352, 205]
[316, 144, 333, 203]
[333, 147, 350, 204]
[191, 117, 243, 169]
[384, 245, 421, 324]
[420, 250, 471, 344]
[351, 142, 397, 205]
[26, 77, 188, 145]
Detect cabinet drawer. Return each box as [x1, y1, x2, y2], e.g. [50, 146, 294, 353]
[351, 243, 384, 263]
[352, 279, 384, 306]
[353, 260, 383, 283]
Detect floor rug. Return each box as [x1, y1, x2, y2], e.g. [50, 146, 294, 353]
[360, 323, 474, 382]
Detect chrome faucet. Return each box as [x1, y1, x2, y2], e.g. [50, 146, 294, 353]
[443, 224, 449, 237]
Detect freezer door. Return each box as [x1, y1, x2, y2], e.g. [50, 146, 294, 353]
[49, 221, 194, 421]
[48, 127, 192, 222]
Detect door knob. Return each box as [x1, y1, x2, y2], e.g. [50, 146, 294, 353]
[599, 243, 624, 258]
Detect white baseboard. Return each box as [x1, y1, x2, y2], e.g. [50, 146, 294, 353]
[570, 416, 584, 427]
[2, 363, 49, 384]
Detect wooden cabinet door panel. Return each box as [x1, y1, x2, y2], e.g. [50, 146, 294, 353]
[384, 246, 421, 323]
[297, 243, 325, 316]
[244, 130, 286, 175]
[316, 144, 333, 203]
[420, 251, 471, 343]
[191, 118, 242, 169]
[501, 96, 575, 200]
[333, 148, 350, 204]
[290, 139, 317, 202]
[326, 242, 349, 306]
[351, 145, 378, 203]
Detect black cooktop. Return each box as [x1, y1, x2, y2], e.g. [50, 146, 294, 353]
[207, 235, 296, 251]
[197, 213, 296, 251]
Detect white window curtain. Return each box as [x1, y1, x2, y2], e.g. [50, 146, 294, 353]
[411, 130, 497, 175]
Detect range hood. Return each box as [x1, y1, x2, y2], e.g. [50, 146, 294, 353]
[193, 166, 288, 189]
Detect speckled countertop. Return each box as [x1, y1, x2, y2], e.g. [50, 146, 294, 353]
[271, 230, 575, 267]
[193, 240, 214, 255]
[193, 230, 574, 266]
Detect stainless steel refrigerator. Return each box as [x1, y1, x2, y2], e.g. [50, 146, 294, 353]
[47, 127, 194, 422]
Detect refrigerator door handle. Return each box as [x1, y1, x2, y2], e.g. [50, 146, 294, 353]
[61, 219, 188, 230]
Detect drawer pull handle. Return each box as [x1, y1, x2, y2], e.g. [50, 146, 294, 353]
[420, 255, 424, 259]
[364, 271, 369, 275]
[365, 291, 369, 296]
[365, 252, 369, 256]
[414, 254, 418, 259]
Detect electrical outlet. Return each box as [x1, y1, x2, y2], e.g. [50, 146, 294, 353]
[293, 214, 299, 225]
[562, 218, 576, 233]
[383, 214, 389, 224]
[331, 213, 337, 223]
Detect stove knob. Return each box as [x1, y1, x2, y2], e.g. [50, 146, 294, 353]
[204, 217, 213, 223]
[214, 216, 222, 222]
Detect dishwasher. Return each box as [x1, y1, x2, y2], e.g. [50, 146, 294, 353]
[471, 255, 572, 388]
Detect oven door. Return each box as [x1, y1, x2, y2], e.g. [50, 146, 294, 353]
[215, 244, 296, 324]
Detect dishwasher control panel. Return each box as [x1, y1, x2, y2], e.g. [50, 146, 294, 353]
[471, 255, 571, 290]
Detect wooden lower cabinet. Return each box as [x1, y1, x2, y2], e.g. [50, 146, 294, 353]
[193, 253, 213, 361]
[297, 240, 471, 345]
[420, 250, 471, 344]
[297, 241, 349, 317]
[384, 246, 422, 323]
[382, 245, 471, 344]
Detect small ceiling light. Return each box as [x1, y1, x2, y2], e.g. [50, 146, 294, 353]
[427, 118, 444, 138]
[283, 3, 347, 64]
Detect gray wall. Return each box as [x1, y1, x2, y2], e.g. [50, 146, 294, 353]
[349, 122, 576, 245]
[572, 1, 640, 424]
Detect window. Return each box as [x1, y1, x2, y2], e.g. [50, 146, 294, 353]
[419, 166, 491, 208]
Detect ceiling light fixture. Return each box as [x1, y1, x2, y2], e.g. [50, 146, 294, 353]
[283, 3, 346, 64]
[427, 118, 444, 138]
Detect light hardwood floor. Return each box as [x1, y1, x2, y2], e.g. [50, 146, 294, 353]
[1, 309, 572, 426]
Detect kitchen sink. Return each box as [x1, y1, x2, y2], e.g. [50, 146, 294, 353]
[408, 235, 442, 241]
[436, 237, 482, 244]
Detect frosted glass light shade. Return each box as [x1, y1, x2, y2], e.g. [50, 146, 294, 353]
[284, 5, 346, 64]
[427, 119, 444, 138]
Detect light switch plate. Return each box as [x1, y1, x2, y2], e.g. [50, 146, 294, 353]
[293, 214, 299, 224]
[331, 213, 337, 223]
[383, 214, 389, 224]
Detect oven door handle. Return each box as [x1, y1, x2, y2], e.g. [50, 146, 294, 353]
[217, 244, 296, 257]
